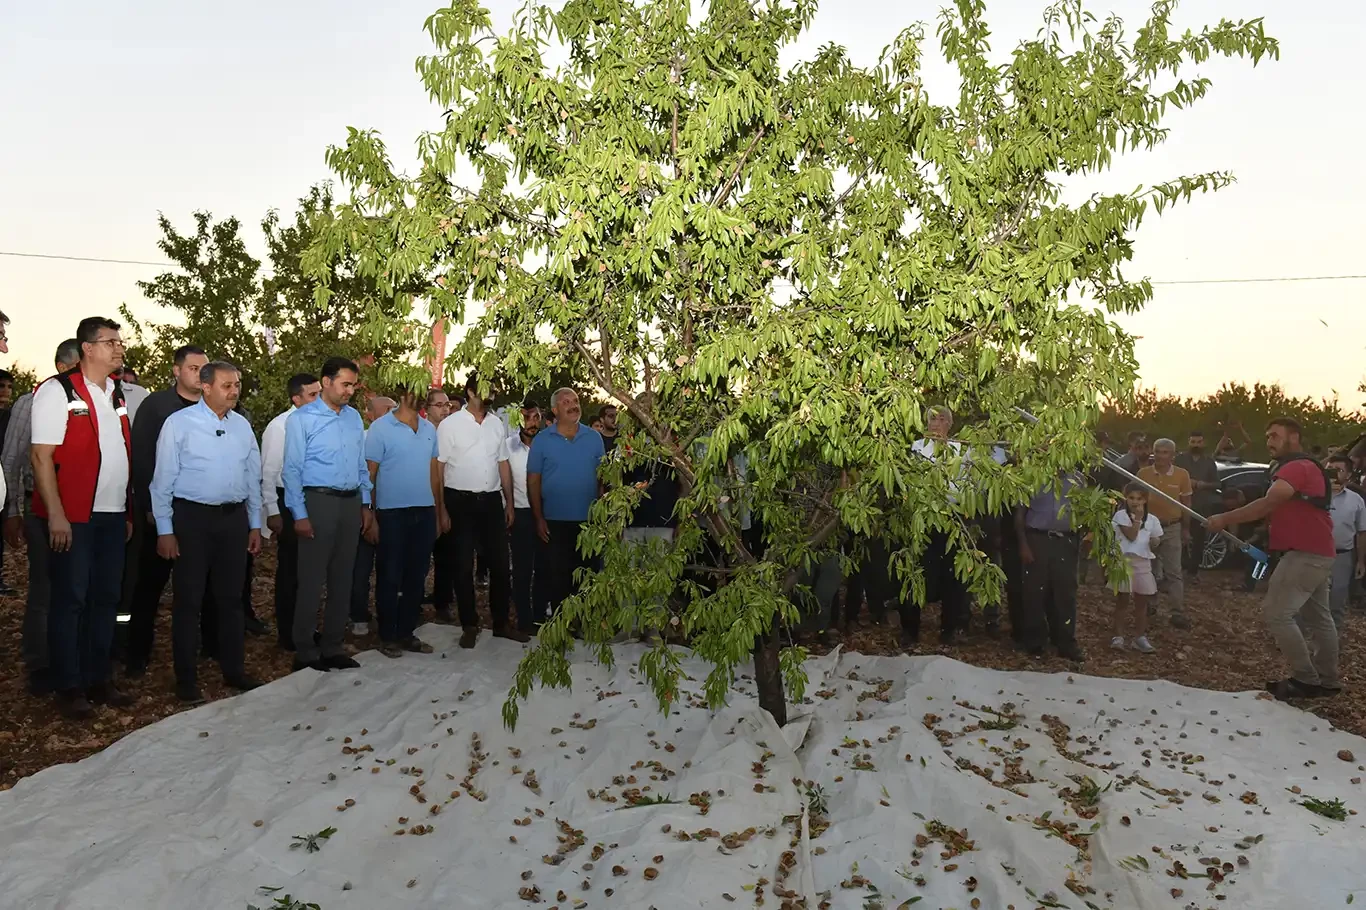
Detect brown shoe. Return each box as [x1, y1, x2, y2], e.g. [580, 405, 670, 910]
[459, 628, 479, 649]
[380, 643, 405, 659]
[404, 637, 434, 654]
[87, 681, 136, 707]
[56, 690, 96, 720]
[493, 628, 530, 644]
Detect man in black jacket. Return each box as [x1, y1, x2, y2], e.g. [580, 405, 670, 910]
[122, 345, 207, 676]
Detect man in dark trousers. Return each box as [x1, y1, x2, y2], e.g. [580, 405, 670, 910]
[261, 372, 321, 650]
[1175, 429, 1220, 580]
[282, 357, 373, 673]
[2, 338, 81, 695]
[1015, 471, 1086, 662]
[424, 387, 457, 620]
[123, 345, 207, 677]
[30, 316, 136, 718]
[366, 388, 445, 656]
[148, 361, 264, 703]
[528, 388, 606, 623]
[436, 374, 526, 648]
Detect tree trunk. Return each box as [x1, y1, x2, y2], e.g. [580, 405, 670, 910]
[752, 632, 787, 726]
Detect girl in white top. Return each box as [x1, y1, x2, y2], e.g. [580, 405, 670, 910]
[1111, 482, 1164, 653]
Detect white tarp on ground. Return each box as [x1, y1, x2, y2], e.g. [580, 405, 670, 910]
[2, 624, 1364, 909]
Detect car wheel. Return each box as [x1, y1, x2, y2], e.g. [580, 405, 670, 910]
[1200, 533, 1229, 570]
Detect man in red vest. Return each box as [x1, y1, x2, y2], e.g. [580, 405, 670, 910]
[30, 316, 136, 719]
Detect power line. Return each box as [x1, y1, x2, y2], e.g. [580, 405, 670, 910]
[1151, 274, 1366, 286]
[0, 250, 171, 267]
[2, 249, 1364, 287]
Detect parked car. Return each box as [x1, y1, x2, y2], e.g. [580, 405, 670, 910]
[1200, 459, 1271, 569]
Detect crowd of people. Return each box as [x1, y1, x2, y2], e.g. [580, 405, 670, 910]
[0, 308, 1364, 723]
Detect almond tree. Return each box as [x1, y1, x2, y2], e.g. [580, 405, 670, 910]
[308, 0, 1276, 725]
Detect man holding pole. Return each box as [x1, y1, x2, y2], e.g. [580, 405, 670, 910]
[1207, 418, 1339, 701]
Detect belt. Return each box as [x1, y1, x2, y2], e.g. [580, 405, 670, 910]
[446, 488, 501, 498]
[303, 486, 359, 498]
[1339, 549, 1354, 555]
[1026, 528, 1078, 539]
[173, 497, 244, 512]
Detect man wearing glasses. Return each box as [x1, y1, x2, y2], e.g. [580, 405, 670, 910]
[29, 317, 136, 719]
[1326, 454, 1366, 631]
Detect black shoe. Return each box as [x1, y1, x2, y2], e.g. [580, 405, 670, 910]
[55, 690, 96, 720]
[87, 681, 136, 707]
[244, 614, 268, 636]
[224, 675, 264, 692]
[899, 631, 918, 652]
[939, 630, 957, 646]
[1056, 644, 1086, 662]
[1267, 677, 1319, 701]
[1169, 613, 1192, 630]
[434, 606, 456, 624]
[27, 668, 55, 697]
[1017, 644, 1046, 659]
[292, 657, 330, 673]
[176, 682, 207, 705]
[460, 628, 479, 649]
[321, 654, 360, 670]
[123, 660, 148, 680]
[1313, 684, 1343, 698]
[492, 628, 530, 644]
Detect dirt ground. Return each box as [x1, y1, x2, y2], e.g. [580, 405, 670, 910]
[2, 546, 1363, 791]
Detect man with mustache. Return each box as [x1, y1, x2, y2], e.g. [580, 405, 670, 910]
[149, 361, 264, 703]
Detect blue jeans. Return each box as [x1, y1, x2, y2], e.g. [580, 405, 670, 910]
[376, 507, 437, 643]
[47, 512, 126, 692]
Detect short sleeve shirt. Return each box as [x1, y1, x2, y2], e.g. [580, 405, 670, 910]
[1113, 509, 1164, 558]
[437, 408, 509, 493]
[364, 412, 439, 510]
[1329, 488, 1366, 552]
[527, 423, 605, 522]
[1136, 465, 1191, 526]
[31, 375, 130, 514]
[1268, 460, 1335, 557]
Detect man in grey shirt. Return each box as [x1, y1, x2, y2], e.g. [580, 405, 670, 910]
[1015, 471, 1086, 661]
[1175, 429, 1220, 579]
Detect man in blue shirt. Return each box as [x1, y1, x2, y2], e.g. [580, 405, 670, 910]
[282, 357, 373, 673]
[528, 388, 605, 619]
[1014, 471, 1086, 662]
[149, 361, 264, 703]
[365, 388, 445, 656]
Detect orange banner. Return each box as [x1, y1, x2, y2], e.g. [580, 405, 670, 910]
[427, 318, 447, 389]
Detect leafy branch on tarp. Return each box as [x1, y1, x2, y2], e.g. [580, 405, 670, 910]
[289, 827, 338, 853]
[248, 886, 322, 910]
[1300, 796, 1348, 821]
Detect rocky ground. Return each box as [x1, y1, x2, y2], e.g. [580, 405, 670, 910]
[2, 547, 1363, 791]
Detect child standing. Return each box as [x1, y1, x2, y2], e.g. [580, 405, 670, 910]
[1112, 482, 1164, 653]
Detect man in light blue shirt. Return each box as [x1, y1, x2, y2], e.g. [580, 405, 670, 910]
[365, 388, 445, 654]
[528, 388, 605, 619]
[282, 357, 373, 673]
[148, 361, 263, 703]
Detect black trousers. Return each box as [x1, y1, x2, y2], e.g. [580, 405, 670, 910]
[922, 531, 970, 637]
[351, 535, 375, 623]
[511, 507, 549, 629]
[443, 489, 511, 629]
[126, 516, 173, 668]
[1018, 530, 1080, 650]
[170, 499, 248, 686]
[432, 528, 455, 612]
[273, 488, 299, 648]
[1184, 522, 1207, 576]
[545, 519, 591, 617]
[376, 507, 438, 643]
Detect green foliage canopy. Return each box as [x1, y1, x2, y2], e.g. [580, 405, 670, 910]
[310, 0, 1278, 724]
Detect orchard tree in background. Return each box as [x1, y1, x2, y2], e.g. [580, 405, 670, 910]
[311, 0, 1277, 725]
[122, 187, 421, 429]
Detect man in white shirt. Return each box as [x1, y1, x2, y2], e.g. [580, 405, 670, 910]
[436, 374, 525, 647]
[1327, 453, 1366, 631]
[260, 372, 320, 650]
[29, 317, 136, 718]
[906, 405, 974, 644]
[506, 400, 547, 631]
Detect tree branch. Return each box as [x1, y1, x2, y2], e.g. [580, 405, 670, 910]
[712, 125, 766, 209]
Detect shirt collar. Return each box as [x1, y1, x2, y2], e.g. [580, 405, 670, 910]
[196, 398, 232, 422]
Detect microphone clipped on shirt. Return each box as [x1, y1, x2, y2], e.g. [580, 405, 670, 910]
[216, 429, 225, 436]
